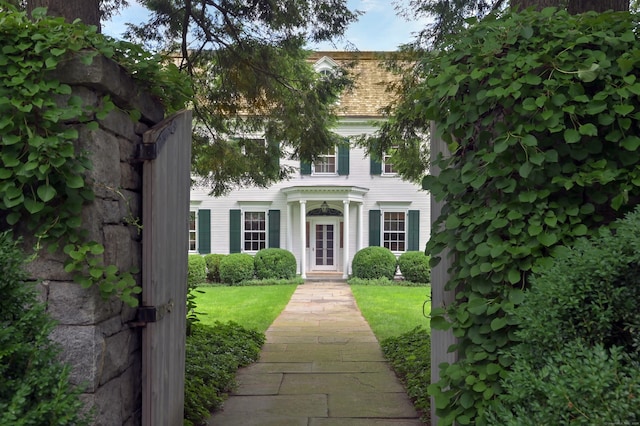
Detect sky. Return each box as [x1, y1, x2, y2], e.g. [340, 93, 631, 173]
[102, 0, 428, 52]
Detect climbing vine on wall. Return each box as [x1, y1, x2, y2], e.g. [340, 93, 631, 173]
[0, 5, 191, 306]
[419, 8, 640, 424]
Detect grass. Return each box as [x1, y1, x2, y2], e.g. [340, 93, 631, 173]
[350, 285, 431, 341]
[193, 285, 298, 333]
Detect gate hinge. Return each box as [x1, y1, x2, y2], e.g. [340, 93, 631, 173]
[135, 299, 174, 325]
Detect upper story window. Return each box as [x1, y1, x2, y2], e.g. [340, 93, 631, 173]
[383, 148, 397, 175]
[301, 143, 349, 176]
[314, 148, 337, 174]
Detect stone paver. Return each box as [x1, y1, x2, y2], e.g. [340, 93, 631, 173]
[207, 281, 425, 425]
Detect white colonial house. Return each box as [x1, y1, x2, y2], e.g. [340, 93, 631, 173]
[189, 51, 430, 278]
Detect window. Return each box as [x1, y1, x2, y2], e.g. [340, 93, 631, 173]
[244, 211, 266, 251]
[382, 148, 397, 175]
[189, 211, 197, 251]
[314, 149, 337, 174]
[383, 212, 406, 252]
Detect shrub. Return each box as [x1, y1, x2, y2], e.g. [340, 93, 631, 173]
[351, 246, 397, 280]
[254, 248, 296, 280]
[219, 253, 255, 285]
[381, 327, 431, 424]
[184, 322, 265, 426]
[488, 207, 640, 424]
[188, 254, 207, 288]
[0, 232, 90, 425]
[397, 251, 430, 284]
[204, 254, 225, 282]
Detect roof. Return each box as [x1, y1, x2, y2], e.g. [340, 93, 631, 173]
[308, 51, 407, 118]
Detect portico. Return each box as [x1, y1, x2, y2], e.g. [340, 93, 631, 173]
[281, 185, 369, 279]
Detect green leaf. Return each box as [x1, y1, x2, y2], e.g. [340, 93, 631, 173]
[37, 184, 56, 202]
[66, 174, 85, 189]
[507, 269, 521, 284]
[577, 63, 599, 82]
[564, 128, 581, 144]
[2, 134, 21, 146]
[537, 232, 558, 247]
[519, 162, 533, 178]
[490, 317, 507, 331]
[621, 136, 640, 151]
[614, 104, 634, 116]
[578, 123, 597, 136]
[24, 197, 44, 214]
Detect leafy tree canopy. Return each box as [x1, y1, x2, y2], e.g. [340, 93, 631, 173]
[123, 0, 360, 195]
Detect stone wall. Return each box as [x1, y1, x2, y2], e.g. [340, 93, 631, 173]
[23, 56, 165, 426]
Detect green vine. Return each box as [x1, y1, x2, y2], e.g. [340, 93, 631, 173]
[0, 5, 191, 306]
[419, 9, 640, 424]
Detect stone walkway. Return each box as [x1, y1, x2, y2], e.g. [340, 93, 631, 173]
[207, 281, 424, 426]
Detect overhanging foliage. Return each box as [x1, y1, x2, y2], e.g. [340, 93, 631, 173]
[412, 8, 640, 424]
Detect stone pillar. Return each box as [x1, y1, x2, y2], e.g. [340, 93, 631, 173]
[23, 55, 165, 426]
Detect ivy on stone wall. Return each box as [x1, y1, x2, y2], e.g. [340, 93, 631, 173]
[0, 5, 190, 306]
[420, 8, 640, 424]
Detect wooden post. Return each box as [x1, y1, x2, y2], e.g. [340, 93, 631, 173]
[430, 122, 458, 424]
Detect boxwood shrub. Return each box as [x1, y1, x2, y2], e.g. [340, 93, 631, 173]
[219, 253, 255, 285]
[204, 254, 225, 283]
[254, 248, 296, 280]
[188, 254, 207, 287]
[0, 232, 89, 425]
[351, 246, 397, 280]
[397, 251, 430, 284]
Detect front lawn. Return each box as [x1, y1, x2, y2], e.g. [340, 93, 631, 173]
[193, 284, 298, 332]
[350, 285, 430, 341]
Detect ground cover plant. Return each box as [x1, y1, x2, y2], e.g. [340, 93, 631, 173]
[0, 232, 89, 425]
[382, 327, 431, 424]
[184, 322, 264, 426]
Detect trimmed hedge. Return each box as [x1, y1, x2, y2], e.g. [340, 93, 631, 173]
[351, 246, 397, 280]
[188, 254, 207, 288]
[0, 232, 89, 425]
[397, 251, 430, 284]
[204, 254, 225, 283]
[254, 248, 296, 280]
[219, 253, 255, 285]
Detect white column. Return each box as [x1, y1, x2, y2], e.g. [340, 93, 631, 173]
[300, 200, 307, 279]
[343, 200, 350, 279]
[357, 202, 363, 251]
[287, 202, 293, 251]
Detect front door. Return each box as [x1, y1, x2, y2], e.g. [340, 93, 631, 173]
[311, 220, 338, 271]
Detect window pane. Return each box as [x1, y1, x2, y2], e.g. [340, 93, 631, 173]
[189, 211, 197, 251]
[383, 212, 406, 252]
[243, 211, 266, 252]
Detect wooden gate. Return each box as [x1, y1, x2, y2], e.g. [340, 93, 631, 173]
[139, 110, 192, 426]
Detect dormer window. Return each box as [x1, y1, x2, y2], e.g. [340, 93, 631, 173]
[313, 56, 339, 78]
